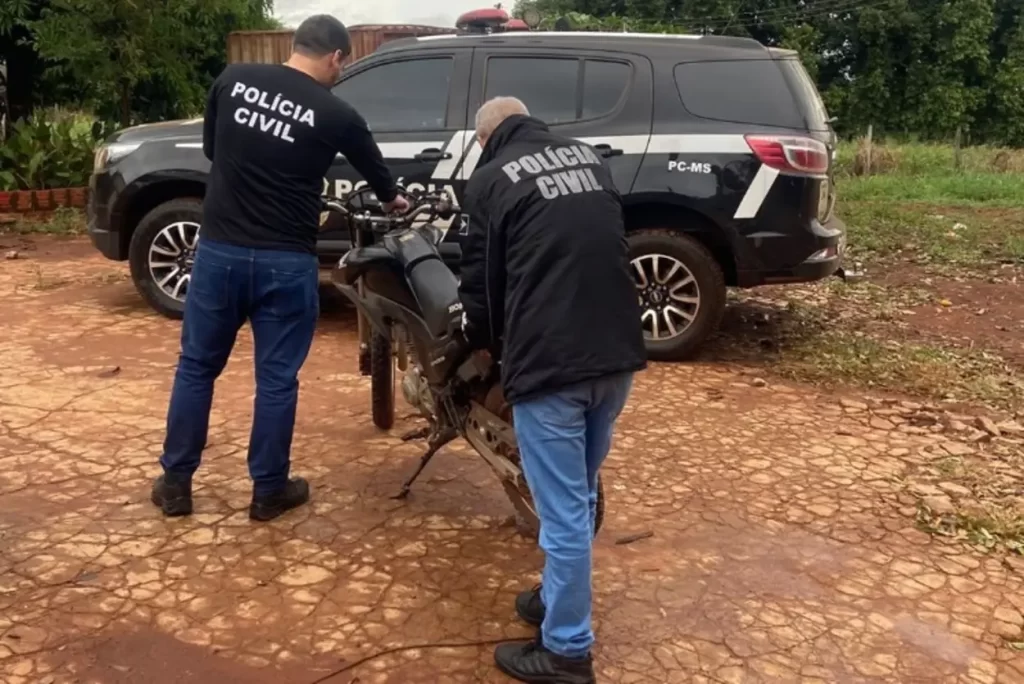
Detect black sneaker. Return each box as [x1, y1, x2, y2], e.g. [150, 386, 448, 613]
[151, 473, 193, 517]
[249, 477, 310, 521]
[494, 637, 595, 684]
[516, 584, 545, 627]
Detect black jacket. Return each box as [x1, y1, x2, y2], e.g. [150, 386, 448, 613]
[458, 115, 647, 403]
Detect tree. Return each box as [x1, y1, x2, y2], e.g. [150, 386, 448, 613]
[3, 0, 277, 127]
[0, 0, 48, 122]
[987, 16, 1024, 145]
[514, 0, 1024, 144]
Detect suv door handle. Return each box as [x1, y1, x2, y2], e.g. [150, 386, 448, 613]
[414, 148, 453, 162]
[593, 143, 623, 158]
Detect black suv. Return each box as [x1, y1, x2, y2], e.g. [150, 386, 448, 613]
[87, 31, 844, 360]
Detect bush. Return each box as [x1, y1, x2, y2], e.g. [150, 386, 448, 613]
[0, 109, 100, 191]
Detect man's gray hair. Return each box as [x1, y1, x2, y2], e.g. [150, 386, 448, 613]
[475, 97, 530, 141]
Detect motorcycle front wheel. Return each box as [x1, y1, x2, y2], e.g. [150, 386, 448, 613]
[370, 332, 395, 430]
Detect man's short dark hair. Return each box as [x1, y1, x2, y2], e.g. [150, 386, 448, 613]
[293, 15, 352, 58]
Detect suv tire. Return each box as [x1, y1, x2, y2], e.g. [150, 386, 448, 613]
[129, 198, 202, 320]
[628, 229, 726, 361]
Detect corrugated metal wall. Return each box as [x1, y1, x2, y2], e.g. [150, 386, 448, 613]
[227, 25, 455, 66]
[227, 30, 294, 65]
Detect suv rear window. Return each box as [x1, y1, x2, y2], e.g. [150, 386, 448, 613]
[673, 59, 826, 131]
[484, 57, 631, 124]
[774, 56, 832, 132]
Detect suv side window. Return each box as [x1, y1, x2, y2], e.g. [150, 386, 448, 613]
[483, 57, 630, 124]
[582, 60, 630, 119]
[484, 57, 578, 124]
[332, 58, 453, 132]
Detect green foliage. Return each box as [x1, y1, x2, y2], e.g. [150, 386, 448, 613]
[515, 0, 1024, 145]
[27, 0, 275, 125]
[988, 18, 1024, 145]
[0, 0, 35, 34]
[0, 109, 98, 190]
[3, 0, 275, 126]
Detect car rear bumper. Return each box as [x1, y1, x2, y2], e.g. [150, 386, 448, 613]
[86, 172, 125, 260]
[739, 215, 847, 286]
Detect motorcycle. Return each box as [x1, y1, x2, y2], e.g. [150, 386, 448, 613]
[326, 186, 605, 538]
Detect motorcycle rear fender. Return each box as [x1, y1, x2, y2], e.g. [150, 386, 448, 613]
[332, 279, 423, 341]
[332, 245, 393, 286]
[332, 281, 470, 386]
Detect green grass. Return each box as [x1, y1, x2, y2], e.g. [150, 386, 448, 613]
[840, 173, 1024, 205]
[833, 145, 1024, 266]
[712, 286, 1024, 411]
[840, 201, 1024, 266]
[777, 329, 1023, 408]
[834, 139, 1024, 177]
[829, 140, 1024, 264]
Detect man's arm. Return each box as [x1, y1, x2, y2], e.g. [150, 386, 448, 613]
[332, 107, 398, 204]
[458, 180, 505, 349]
[202, 75, 220, 162]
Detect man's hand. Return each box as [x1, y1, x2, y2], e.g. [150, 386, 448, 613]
[382, 195, 410, 214]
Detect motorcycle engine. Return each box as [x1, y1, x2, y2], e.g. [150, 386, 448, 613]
[401, 364, 436, 418]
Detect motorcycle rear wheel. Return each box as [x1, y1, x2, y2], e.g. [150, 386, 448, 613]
[370, 332, 395, 430]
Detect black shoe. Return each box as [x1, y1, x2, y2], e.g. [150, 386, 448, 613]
[151, 473, 193, 517]
[494, 637, 595, 684]
[516, 584, 545, 627]
[249, 477, 310, 521]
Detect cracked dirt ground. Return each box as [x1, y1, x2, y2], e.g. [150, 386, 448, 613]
[1, 239, 1023, 684]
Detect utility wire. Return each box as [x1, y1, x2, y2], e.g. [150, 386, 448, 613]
[696, 0, 892, 25]
[589, 0, 899, 31]
[695, 0, 897, 28]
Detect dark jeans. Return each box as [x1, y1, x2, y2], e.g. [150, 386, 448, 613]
[159, 238, 319, 496]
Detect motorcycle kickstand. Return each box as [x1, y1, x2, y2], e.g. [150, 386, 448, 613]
[392, 427, 458, 500]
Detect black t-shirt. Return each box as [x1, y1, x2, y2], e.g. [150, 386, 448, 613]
[200, 63, 397, 253]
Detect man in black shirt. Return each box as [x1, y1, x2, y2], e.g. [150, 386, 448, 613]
[459, 97, 646, 683]
[151, 15, 407, 521]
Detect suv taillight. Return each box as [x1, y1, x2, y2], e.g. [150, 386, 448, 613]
[745, 135, 829, 175]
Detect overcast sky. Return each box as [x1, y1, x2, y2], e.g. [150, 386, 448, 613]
[273, 0, 489, 29]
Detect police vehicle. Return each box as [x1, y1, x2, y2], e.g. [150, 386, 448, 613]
[87, 13, 845, 360]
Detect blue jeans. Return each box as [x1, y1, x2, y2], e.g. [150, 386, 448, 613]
[160, 238, 319, 496]
[512, 372, 635, 658]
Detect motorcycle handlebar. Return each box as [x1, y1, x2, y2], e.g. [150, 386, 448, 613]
[321, 191, 459, 233]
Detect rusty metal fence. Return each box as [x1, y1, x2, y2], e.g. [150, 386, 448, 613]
[227, 25, 455, 66]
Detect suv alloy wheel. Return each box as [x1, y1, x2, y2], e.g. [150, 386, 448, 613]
[128, 198, 203, 319]
[628, 229, 727, 361]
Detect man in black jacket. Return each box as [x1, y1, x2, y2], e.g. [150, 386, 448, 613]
[151, 15, 408, 522]
[459, 97, 647, 683]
